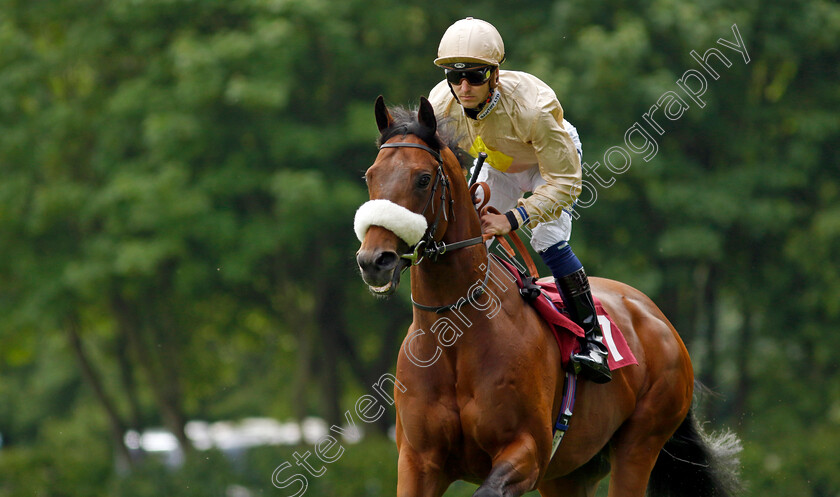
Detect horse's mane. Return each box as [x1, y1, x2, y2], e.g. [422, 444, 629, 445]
[376, 105, 471, 171]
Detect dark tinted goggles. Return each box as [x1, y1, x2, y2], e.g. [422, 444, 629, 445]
[445, 66, 494, 86]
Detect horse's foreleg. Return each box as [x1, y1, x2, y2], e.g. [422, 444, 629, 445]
[473, 434, 543, 497]
[396, 447, 451, 497]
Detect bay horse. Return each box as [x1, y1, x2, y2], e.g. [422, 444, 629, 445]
[355, 96, 741, 497]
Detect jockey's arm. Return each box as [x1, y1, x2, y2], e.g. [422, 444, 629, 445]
[510, 105, 582, 229]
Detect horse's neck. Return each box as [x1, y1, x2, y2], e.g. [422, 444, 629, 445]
[410, 246, 487, 303]
[409, 245, 533, 369]
[409, 189, 488, 309]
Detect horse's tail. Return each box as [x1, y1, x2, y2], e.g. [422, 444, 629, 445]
[648, 408, 743, 497]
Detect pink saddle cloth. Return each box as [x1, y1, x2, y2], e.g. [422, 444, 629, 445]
[495, 257, 638, 371]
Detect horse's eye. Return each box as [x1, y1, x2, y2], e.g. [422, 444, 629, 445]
[417, 174, 432, 189]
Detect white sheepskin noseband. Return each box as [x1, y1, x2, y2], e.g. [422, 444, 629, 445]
[354, 199, 428, 246]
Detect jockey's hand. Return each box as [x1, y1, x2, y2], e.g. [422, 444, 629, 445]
[480, 212, 513, 236]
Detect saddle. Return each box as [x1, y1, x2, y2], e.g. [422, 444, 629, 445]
[470, 181, 637, 371]
[491, 252, 638, 371]
[492, 254, 637, 371]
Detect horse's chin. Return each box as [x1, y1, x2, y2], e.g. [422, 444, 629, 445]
[366, 259, 407, 298]
[368, 280, 398, 297]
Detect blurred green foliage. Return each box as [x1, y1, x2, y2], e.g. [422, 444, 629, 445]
[0, 0, 838, 495]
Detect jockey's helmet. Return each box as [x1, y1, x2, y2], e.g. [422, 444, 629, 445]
[434, 17, 506, 69]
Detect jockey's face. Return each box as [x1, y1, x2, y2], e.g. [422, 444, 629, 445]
[450, 78, 491, 109]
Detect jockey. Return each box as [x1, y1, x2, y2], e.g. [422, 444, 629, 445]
[428, 17, 611, 383]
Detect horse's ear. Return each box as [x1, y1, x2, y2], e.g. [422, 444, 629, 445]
[418, 97, 437, 135]
[375, 95, 393, 133]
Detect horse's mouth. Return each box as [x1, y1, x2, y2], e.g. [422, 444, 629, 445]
[369, 281, 396, 296]
[365, 258, 408, 297]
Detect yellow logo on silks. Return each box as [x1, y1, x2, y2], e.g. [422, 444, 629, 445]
[468, 136, 513, 172]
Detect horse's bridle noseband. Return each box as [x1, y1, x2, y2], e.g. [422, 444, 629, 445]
[379, 141, 485, 266]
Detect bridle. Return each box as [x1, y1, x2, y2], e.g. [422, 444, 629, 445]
[378, 140, 489, 313]
[378, 141, 485, 266]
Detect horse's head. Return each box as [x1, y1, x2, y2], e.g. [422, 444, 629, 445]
[355, 96, 467, 296]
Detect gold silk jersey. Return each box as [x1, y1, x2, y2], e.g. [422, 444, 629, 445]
[429, 70, 582, 228]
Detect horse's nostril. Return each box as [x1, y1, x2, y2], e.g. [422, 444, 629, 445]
[375, 251, 398, 270]
[356, 250, 399, 274]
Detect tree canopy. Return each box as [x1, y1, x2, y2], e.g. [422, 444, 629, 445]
[0, 0, 838, 495]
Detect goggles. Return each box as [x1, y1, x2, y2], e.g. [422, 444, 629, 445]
[445, 66, 494, 86]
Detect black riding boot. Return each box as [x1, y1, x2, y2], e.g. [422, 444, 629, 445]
[556, 268, 612, 384]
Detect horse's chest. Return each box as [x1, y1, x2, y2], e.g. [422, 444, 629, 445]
[396, 346, 550, 477]
[398, 382, 522, 464]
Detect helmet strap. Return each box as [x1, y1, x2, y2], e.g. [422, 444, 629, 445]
[464, 88, 500, 120]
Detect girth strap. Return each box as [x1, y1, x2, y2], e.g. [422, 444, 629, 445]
[550, 371, 578, 459]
